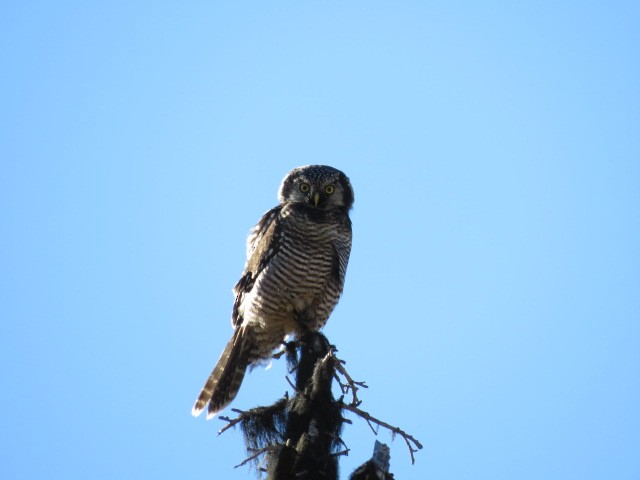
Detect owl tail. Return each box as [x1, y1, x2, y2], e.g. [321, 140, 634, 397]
[191, 326, 255, 419]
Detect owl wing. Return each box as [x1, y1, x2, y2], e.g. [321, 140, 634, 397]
[231, 206, 283, 328]
[333, 217, 352, 287]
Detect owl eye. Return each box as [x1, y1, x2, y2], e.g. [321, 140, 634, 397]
[299, 183, 310, 193]
[325, 185, 335, 195]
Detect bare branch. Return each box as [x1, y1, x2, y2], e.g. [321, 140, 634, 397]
[364, 417, 378, 435]
[285, 375, 309, 399]
[332, 353, 368, 407]
[341, 416, 353, 425]
[217, 408, 247, 436]
[331, 449, 350, 458]
[342, 404, 424, 465]
[233, 445, 278, 469]
[328, 432, 350, 452]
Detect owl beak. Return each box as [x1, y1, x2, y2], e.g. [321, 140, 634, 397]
[313, 192, 320, 207]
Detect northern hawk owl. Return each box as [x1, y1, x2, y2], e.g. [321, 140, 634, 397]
[192, 165, 354, 418]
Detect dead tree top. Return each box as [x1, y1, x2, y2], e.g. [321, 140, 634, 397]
[217, 332, 423, 479]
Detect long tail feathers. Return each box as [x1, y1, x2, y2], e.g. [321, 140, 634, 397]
[191, 327, 254, 419]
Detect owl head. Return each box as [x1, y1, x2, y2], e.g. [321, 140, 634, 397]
[278, 165, 354, 211]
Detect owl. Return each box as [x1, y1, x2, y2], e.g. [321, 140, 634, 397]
[192, 165, 354, 418]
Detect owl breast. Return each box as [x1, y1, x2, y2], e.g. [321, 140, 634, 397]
[240, 203, 351, 343]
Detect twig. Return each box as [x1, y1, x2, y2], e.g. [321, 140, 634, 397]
[364, 417, 378, 435]
[233, 445, 277, 469]
[340, 416, 353, 425]
[328, 432, 350, 452]
[331, 449, 350, 458]
[342, 404, 423, 465]
[285, 375, 310, 400]
[332, 354, 367, 407]
[217, 408, 247, 435]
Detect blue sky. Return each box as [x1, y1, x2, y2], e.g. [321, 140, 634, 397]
[1, 2, 639, 479]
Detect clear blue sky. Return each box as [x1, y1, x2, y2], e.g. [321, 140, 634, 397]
[1, 2, 639, 479]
